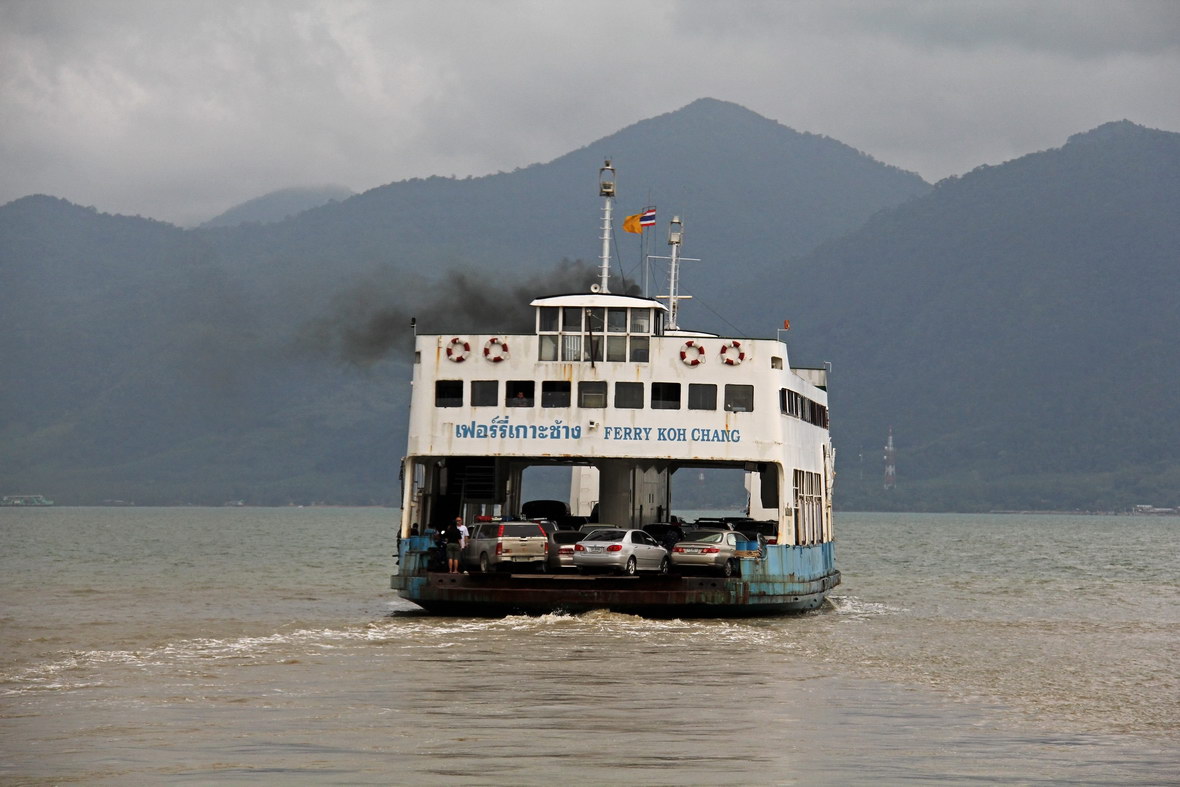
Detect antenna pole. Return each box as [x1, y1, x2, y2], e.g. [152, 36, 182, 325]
[598, 160, 615, 294]
[650, 217, 698, 330]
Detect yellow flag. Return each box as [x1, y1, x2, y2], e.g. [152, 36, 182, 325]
[623, 213, 643, 234]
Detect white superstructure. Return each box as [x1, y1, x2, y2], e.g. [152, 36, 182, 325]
[400, 286, 833, 546]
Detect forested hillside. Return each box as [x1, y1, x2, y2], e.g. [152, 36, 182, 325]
[783, 120, 1180, 511]
[0, 196, 402, 504]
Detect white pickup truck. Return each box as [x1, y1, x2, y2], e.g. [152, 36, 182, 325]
[462, 521, 550, 573]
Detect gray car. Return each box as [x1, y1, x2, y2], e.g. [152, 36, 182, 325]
[547, 530, 585, 572]
[670, 529, 743, 577]
[572, 528, 668, 575]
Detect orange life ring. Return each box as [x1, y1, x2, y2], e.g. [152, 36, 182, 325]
[680, 340, 705, 366]
[445, 337, 470, 362]
[483, 337, 510, 362]
[719, 340, 745, 365]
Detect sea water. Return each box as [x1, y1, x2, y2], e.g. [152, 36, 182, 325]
[1, 507, 1176, 784]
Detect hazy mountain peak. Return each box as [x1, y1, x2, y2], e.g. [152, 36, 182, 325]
[0, 193, 174, 230]
[1066, 119, 1170, 146]
[628, 97, 811, 143]
[3, 194, 97, 219]
[671, 96, 779, 122]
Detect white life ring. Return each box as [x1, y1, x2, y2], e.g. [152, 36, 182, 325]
[719, 340, 746, 366]
[483, 337, 510, 362]
[445, 337, 470, 362]
[679, 340, 705, 366]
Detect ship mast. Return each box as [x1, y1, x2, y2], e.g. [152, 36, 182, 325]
[597, 160, 615, 293]
[650, 216, 698, 330]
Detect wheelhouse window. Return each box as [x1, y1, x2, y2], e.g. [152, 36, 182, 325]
[471, 380, 498, 407]
[537, 304, 661, 363]
[435, 380, 463, 407]
[630, 309, 650, 333]
[615, 382, 643, 409]
[538, 307, 559, 332]
[587, 307, 605, 333]
[562, 307, 583, 331]
[541, 381, 571, 407]
[652, 382, 681, 410]
[539, 334, 558, 361]
[629, 336, 649, 362]
[725, 384, 754, 412]
[688, 383, 717, 411]
[578, 381, 607, 408]
[584, 334, 604, 362]
[561, 334, 582, 362]
[506, 381, 534, 406]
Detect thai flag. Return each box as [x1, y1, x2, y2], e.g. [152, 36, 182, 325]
[640, 207, 657, 227]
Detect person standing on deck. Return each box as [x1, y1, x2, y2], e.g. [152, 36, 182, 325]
[443, 519, 463, 574]
[455, 517, 469, 549]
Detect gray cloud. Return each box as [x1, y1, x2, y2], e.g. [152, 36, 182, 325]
[2, 0, 1177, 225]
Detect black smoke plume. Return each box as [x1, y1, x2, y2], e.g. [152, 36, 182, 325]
[300, 258, 640, 366]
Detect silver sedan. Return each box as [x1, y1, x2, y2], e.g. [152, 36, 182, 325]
[573, 528, 669, 575]
[670, 529, 743, 577]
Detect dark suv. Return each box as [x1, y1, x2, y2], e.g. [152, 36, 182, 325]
[736, 520, 778, 544]
[642, 522, 686, 550]
[462, 521, 550, 573]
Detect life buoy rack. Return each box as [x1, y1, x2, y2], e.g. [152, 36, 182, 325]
[719, 340, 746, 365]
[679, 340, 706, 366]
[445, 337, 470, 362]
[483, 337, 510, 362]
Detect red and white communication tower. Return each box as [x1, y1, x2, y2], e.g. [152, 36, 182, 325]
[883, 427, 897, 490]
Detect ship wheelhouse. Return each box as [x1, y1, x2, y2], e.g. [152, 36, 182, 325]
[533, 293, 665, 364]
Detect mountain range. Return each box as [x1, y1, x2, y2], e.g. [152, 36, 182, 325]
[1, 98, 1176, 511]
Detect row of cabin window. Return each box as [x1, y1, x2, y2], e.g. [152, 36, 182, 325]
[780, 389, 829, 428]
[435, 379, 755, 411]
[538, 333, 648, 362]
[537, 306, 659, 335]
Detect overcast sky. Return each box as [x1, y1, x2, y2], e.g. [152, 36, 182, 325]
[3, 0, 1178, 226]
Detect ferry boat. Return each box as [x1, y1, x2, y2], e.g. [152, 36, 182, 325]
[392, 162, 839, 616]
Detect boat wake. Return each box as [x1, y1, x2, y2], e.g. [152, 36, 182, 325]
[827, 594, 903, 618]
